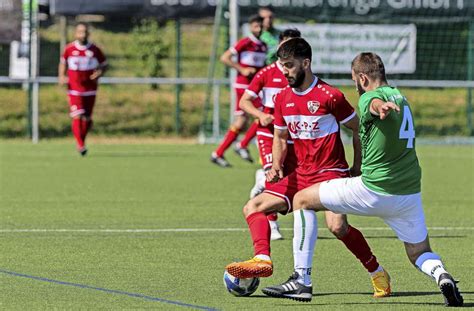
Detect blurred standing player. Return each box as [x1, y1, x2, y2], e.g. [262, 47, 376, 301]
[240, 28, 301, 240]
[263, 53, 463, 307]
[211, 15, 267, 167]
[59, 22, 107, 156]
[258, 6, 280, 65]
[226, 39, 391, 300]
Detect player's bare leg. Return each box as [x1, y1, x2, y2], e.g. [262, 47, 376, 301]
[211, 115, 247, 167]
[324, 212, 391, 298]
[406, 238, 463, 307]
[225, 193, 287, 278]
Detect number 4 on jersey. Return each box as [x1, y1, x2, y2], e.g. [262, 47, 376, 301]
[399, 105, 415, 149]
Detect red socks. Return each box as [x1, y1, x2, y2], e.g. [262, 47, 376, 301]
[246, 212, 271, 256]
[215, 127, 239, 157]
[338, 225, 379, 272]
[238, 121, 258, 149]
[71, 118, 84, 149]
[267, 213, 278, 222]
[80, 119, 93, 141]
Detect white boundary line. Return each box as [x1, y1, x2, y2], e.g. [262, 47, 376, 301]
[0, 227, 472, 233]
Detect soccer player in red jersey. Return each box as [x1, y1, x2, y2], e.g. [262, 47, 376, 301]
[240, 28, 301, 241]
[59, 22, 107, 156]
[226, 38, 391, 300]
[211, 15, 267, 167]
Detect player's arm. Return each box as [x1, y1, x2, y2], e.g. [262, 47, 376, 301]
[58, 58, 68, 86]
[220, 49, 256, 77]
[342, 115, 362, 177]
[240, 92, 274, 126]
[370, 99, 400, 120]
[90, 48, 108, 80]
[266, 128, 288, 183]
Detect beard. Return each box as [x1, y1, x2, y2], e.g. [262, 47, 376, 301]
[286, 69, 305, 88]
[356, 79, 365, 96]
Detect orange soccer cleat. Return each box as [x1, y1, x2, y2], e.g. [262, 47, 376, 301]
[371, 268, 392, 298]
[226, 257, 273, 278]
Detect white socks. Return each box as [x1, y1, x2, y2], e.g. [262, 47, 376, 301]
[255, 254, 271, 261]
[369, 265, 384, 276]
[293, 209, 318, 286]
[415, 252, 448, 284]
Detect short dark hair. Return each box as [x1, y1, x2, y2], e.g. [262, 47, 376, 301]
[248, 14, 263, 24]
[277, 37, 312, 61]
[279, 28, 301, 41]
[351, 52, 387, 82]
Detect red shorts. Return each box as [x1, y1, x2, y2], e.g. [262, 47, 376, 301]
[234, 87, 262, 116]
[264, 169, 350, 215]
[69, 95, 96, 117]
[257, 128, 297, 174]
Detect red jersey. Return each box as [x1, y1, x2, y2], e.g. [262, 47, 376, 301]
[246, 61, 286, 109]
[230, 34, 267, 88]
[61, 41, 107, 96]
[273, 77, 356, 176]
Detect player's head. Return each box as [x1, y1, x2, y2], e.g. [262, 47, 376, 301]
[351, 52, 388, 96]
[248, 14, 264, 38]
[277, 37, 312, 88]
[258, 6, 274, 31]
[278, 28, 301, 43]
[75, 22, 90, 45]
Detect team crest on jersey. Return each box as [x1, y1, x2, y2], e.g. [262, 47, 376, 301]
[307, 101, 320, 114]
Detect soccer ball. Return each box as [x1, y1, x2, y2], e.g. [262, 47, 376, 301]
[223, 270, 260, 297]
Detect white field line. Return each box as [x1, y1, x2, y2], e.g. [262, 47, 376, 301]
[0, 227, 472, 233]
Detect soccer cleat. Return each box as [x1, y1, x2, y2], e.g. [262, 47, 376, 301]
[371, 268, 391, 298]
[226, 257, 273, 278]
[210, 153, 231, 168]
[78, 146, 88, 157]
[262, 272, 312, 302]
[438, 273, 463, 307]
[234, 144, 254, 163]
[269, 221, 283, 241]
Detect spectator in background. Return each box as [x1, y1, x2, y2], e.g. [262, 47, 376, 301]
[259, 6, 280, 65]
[59, 22, 107, 156]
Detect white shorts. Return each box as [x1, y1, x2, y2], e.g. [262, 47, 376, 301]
[319, 176, 428, 244]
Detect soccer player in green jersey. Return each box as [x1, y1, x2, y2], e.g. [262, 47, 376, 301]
[263, 53, 463, 307]
[258, 6, 280, 65]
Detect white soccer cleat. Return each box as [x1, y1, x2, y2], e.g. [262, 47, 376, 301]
[249, 169, 266, 199]
[269, 220, 283, 241]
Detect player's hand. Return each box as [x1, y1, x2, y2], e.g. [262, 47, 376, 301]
[90, 69, 103, 80]
[266, 167, 284, 183]
[258, 113, 274, 127]
[58, 75, 68, 86]
[378, 101, 400, 120]
[240, 67, 257, 77]
[349, 166, 361, 177]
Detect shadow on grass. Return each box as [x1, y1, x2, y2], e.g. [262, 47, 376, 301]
[252, 291, 474, 306]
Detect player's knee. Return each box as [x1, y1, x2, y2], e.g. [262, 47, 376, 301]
[243, 199, 259, 217]
[293, 192, 311, 211]
[327, 222, 348, 238]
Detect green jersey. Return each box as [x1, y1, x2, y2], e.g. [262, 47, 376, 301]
[358, 85, 421, 195]
[260, 29, 280, 65]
